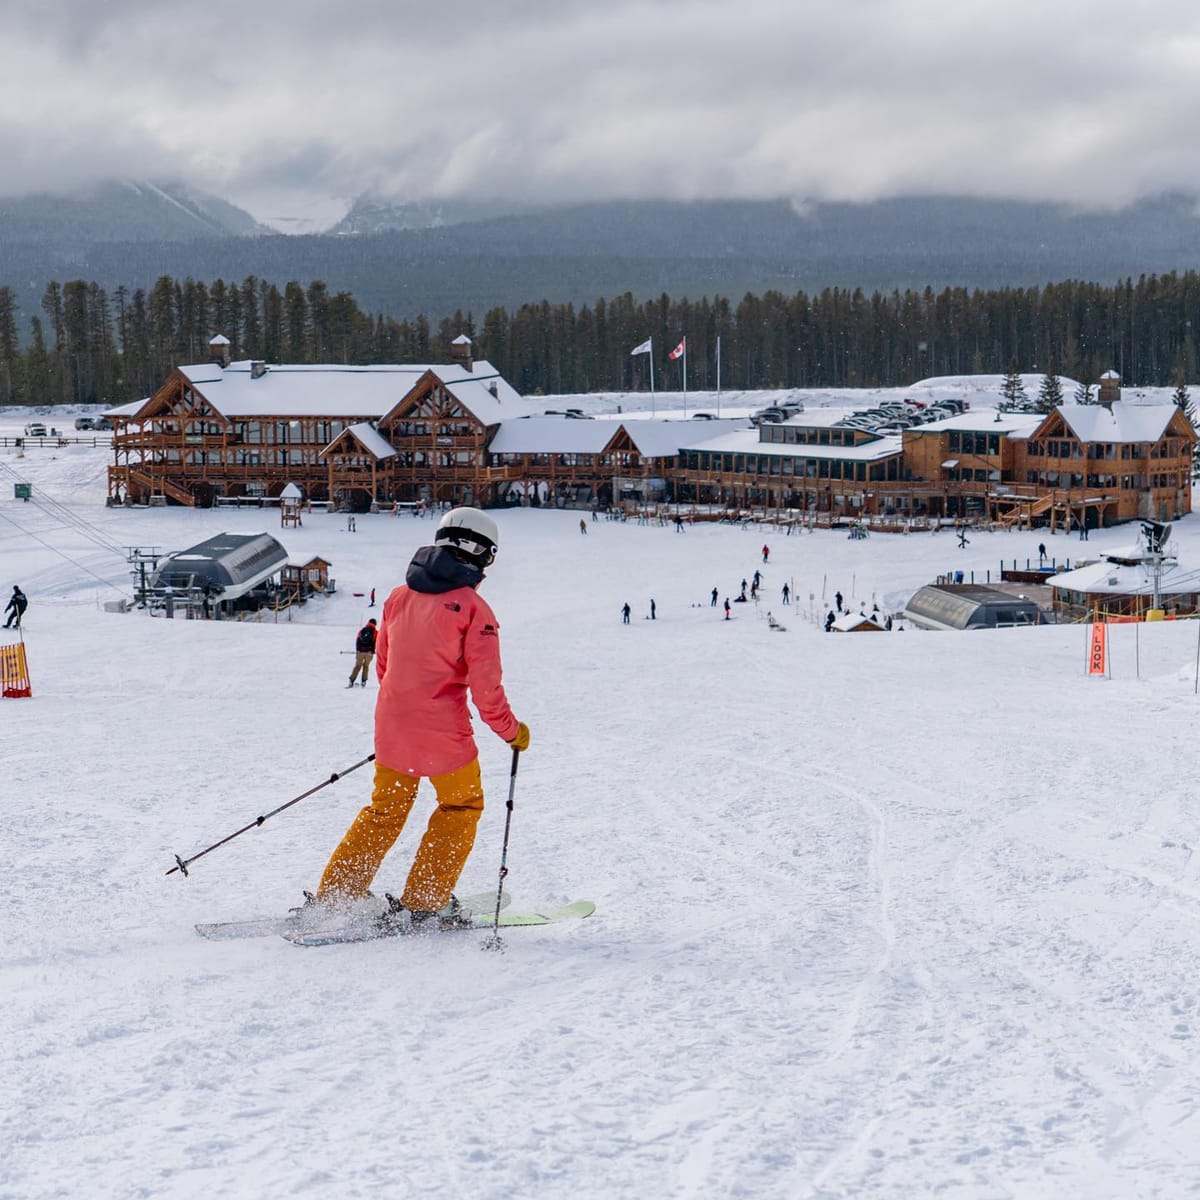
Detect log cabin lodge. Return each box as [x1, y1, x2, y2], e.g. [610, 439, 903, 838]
[105, 337, 1197, 531]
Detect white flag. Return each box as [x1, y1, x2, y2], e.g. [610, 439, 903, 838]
[630, 338, 652, 356]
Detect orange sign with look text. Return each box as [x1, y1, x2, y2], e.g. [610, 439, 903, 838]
[1088, 621, 1107, 676]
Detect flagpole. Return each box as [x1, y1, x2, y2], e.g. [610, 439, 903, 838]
[650, 337, 655, 417]
[716, 336, 721, 417]
[682, 338, 688, 417]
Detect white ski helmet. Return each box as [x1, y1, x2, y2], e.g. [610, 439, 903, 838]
[435, 506, 499, 567]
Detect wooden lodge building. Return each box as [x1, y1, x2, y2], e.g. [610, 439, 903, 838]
[107, 344, 1196, 532]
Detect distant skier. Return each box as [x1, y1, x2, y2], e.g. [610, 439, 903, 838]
[825, 610, 836, 632]
[622, 602, 632, 624]
[369, 587, 376, 608]
[724, 598, 731, 620]
[348, 619, 378, 687]
[957, 528, 970, 549]
[4, 585, 27, 629]
[835, 590, 844, 613]
[781, 583, 790, 605]
[1038, 542, 1047, 565]
[710, 587, 719, 607]
[674, 515, 685, 532]
[579, 519, 588, 535]
[752, 570, 762, 588]
[649, 599, 656, 620]
[313, 508, 528, 926]
[761, 544, 770, 563]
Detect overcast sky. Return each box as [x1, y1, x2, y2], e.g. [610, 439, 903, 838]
[3, 0, 1200, 229]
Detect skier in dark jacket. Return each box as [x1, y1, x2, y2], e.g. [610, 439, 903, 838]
[4, 586, 27, 629]
[348, 619, 378, 687]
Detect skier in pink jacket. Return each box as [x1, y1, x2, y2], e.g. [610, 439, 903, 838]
[313, 507, 530, 926]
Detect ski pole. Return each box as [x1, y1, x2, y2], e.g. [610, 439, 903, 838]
[482, 746, 520, 952]
[166, 752, 375, 877]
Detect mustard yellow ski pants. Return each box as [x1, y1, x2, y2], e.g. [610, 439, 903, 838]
[316, 759, 485, 912]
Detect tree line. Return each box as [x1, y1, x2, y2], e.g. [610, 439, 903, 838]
[3, 271, 1200, 408]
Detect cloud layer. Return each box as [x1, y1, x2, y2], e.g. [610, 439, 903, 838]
[3, 0, 1200, 223]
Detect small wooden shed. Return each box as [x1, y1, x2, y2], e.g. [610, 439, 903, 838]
[281, 555, 333, 600]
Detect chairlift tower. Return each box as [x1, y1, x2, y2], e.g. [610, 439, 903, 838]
[1140, 520, 1174, 612]
[127, 547, 163, 607]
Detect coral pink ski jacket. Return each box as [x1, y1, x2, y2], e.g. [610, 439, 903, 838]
[373, 546, 519, 777]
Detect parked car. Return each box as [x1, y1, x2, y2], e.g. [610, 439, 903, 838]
[74, 417, 96, 430]
[93, 417, 113, 430]
[691, 412, 716, 420]
[24, 422, 47, 437]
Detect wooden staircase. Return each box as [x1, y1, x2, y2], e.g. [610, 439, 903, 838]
[127, 468, 195, 507]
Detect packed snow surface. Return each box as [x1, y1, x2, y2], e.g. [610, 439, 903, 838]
[3, 392, 1200, 1199]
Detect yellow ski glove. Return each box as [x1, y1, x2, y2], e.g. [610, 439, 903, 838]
[509, 722, 531, 752]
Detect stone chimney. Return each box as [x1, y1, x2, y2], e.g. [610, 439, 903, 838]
[450, 334, 474, 372]
[250, 361, 268, 380]
[487, 381, 499, 398]
[1098, 369, 1121, 408]
[209, 334, 231, 368]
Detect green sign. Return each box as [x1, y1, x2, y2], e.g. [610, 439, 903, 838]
[13, 483, 31, 500]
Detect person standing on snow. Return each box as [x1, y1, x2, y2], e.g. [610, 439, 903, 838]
[622, 602, 632, 624]
[313, 508, 529, 925]
[762, 544, 770, 563]
[347, 618, 378, 687]
[781, 583, 790, 605]
[710, 587, 719, 607]
[4, 585, 27, 628]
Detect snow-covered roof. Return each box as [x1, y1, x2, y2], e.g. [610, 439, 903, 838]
[332, 422, 397, 461]
[487, 416, 744, 457]
[1047, 557, 1200, 596]
[279, 482, 303, 499]
[627, 419, 745, 458]
[104, 397, 149, 417]
[489, 418, 622, 455]
[451, 334, 472, 346]
[442, 374, 530, 425]
[832, 611, 884, 631]
[686, 428, 904, 461]
[209, 334, 231, 346]
[1056, 404, 1178, 443]
[161, 360, 531, 422]
[910, 412, 1043, 436]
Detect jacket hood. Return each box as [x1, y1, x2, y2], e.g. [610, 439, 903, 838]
[406, 544, 484, 594]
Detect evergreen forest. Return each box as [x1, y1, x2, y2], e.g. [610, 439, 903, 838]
[2, 271, 1200, 408]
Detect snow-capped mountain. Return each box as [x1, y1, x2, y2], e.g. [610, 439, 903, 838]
[0, 180, 269, 244]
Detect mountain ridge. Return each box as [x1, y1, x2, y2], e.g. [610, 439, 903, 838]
[3, 189, 1200, 320]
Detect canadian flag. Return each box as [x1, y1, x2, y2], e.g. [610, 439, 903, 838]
[668, 337, 686, 360]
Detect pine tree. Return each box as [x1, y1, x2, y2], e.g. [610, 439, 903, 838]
[1073, 378, 1094, 404]
[1000, 361, 1027, 411]
[1036, 365, 1064, 414]
[0, 286, 18, 405]
[1173, 371, 1198, 479]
